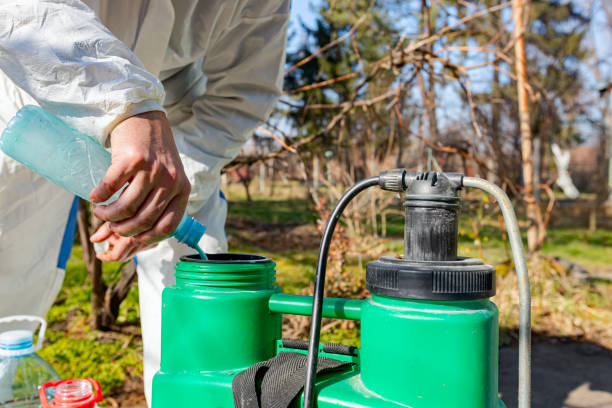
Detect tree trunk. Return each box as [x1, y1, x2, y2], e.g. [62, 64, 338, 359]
[512, 0, 540, 253]
[490, 65, 508, 184]
[604, 2, 612, 202]
[102, 261, 138, 328]
[605, 92, 612, 203]
[237, 166, 252, 202]
[259, 162, 266, 194]
[312, 155, 320, 192]
[269, 160, 276, 197]
[77, 199, 106, 330]
[76, 199, 139, 331]
[418, 0, 439, 146]
[395, 104, 404, 168]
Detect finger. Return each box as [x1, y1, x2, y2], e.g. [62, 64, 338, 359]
[96, 233, 160, 262]
[136, 193, 188, 245]
[114, 246, 139, 263]
[90, 160, 133, 204]
[93, 172, 152, 223]
[108, 187, 176, 237]
[90, 222, 113, 242]
[96, 235, 137, 262]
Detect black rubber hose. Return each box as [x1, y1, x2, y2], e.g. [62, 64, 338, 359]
[302, 176, 380, 408]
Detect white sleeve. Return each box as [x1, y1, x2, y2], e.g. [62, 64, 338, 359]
[0, 0, 165, 145]
[173, 0, 289, 208]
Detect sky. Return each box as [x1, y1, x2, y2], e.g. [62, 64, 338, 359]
[586, 0, 612, 82]
[288, 0, 320, 52]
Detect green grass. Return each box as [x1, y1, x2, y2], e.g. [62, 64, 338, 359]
[541, 228, 612, 269]
[39, 245, 142, 397]
[41, 332, 142, 392]
[228, 197, 313, 225]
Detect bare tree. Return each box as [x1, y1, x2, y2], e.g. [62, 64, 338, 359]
[76, 199, 138, 330]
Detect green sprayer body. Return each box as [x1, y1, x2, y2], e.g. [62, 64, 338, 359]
[153, 171, 527, 408]
[152, 255, 281, 406]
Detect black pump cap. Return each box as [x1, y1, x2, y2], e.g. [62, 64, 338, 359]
[366, 256, 496, 300]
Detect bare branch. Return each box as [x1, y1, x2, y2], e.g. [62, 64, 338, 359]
[256, 126, 297, 153]
[284, 14, 368, 75]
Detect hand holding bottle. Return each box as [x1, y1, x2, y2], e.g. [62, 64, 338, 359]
[0, 106, 207, 262]
[89, 111, 191, 261]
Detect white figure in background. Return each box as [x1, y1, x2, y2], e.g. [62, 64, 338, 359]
[551, 143, 580, 199]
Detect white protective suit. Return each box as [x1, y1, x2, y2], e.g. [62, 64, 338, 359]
[0, 0, 289, 403]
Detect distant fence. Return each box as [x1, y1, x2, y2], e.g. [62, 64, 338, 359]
[549, 199, 612, 229]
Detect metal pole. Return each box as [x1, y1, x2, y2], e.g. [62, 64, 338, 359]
[463, 177, 531, 408]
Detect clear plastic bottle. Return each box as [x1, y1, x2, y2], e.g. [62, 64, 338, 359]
[0, 105, 207, 259]
[39, 378, 103, 408]
[0, 316, 60, 407]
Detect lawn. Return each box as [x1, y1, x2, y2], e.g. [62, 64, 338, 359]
[37, 180, 612, 402]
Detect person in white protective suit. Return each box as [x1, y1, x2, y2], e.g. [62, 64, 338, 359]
[0, 0, 289, 403]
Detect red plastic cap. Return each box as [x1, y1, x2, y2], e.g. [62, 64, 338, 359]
[39, 378, 103, 408]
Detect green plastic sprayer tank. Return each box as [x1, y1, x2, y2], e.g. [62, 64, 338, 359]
[152, 254, 281, 406]
[152, 170, 532, 408]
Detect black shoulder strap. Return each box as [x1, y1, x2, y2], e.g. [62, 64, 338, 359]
[232, 351, 353, 408]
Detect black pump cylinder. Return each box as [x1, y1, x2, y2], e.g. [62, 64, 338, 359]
[366, 171, 496, 300]
[404, 205, 458, 261]
[403, 172, 460, 261]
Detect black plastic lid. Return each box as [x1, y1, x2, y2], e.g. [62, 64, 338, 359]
[180, 253, 272, 264]
[366, 256, 496, 300]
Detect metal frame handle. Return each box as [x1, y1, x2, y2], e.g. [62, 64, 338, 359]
[463, 177, 531, 408]
[0, 315, 47, 351]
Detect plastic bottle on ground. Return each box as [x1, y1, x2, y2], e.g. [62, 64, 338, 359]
[0, 316, 60, 407]
[38, 378, 103, 408]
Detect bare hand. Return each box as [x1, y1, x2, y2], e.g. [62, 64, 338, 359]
[90, 223, 158, 262]
[89, 111, 190, 261]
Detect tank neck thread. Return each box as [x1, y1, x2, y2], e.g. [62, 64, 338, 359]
[174, 254, 276, 290]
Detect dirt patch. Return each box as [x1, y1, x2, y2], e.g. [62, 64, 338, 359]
[227, 216, 321, 252]
[107, 377, 146, 408]
[500, 338, 612, 408]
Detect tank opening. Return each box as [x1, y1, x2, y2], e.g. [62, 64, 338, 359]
[180, 253, 272, 264]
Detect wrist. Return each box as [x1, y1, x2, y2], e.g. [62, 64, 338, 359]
[109, 110, 170, 147]
[104, 101, 167, 147]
